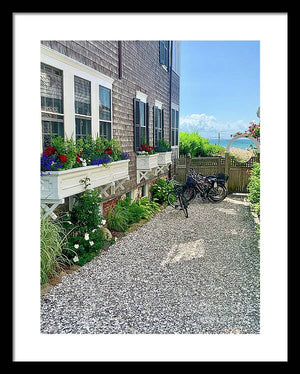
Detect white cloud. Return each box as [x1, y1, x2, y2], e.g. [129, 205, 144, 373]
[179, 113, 251, 138]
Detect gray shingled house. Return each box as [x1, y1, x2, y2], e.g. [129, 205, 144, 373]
[40, 41, 180, 216]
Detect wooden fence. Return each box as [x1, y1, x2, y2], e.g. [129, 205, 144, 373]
[174, 155, 259, 193]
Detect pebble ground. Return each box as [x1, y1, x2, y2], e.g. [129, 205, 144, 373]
[40, 196, 260, 334]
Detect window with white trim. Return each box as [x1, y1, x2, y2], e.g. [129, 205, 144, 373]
[133, 98, 149, 151]
[40, 63, 64, 149]
[99, 85, 112, 140]
[74, 75, 92, 140]
[41, 45, 114, 151]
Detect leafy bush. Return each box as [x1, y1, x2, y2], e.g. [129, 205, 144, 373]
[247, 162, 260, 217]
[107, 202, 130, 232]
[179, 132, 225, 157]
[155, 138, 171, 152]
[61, 188, 106, 266]
[69, 188, 103, 232]
[150, 178, 174, 205]
[136, 197, 161, 220]
[40, 216, 70, 285]
[106, 196, 161, 232]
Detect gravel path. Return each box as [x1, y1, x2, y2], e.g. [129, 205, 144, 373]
[41, 196, 260, 334]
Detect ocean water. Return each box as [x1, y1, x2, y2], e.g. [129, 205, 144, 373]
[208, 138, 255, 150]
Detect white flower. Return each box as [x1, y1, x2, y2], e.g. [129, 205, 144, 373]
[82, 159, 87, 167]
[84, 233, 89, 241]
[89, 241, 94, 246]
[92, 229, 97, 233]
[73, 255, 79, 263]
[101, 219, 106, 225]
[74, 244, 79, 249]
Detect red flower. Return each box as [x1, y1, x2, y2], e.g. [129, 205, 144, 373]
[145, 147, 151, 152]
[141, 144, 147, 148]
[58, 154, 68, 162]
[104, 148, 113, 154]
[76, 156, 81, 163]
[43, 146, 57, 157]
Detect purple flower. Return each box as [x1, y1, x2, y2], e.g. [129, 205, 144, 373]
[91, 156, 111, 166]
[41, 155, 56, 172]
[121, 152, 130, 160]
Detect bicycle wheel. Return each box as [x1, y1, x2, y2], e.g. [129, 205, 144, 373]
[167, 191, 181, 209]
[207, 184, 227, 203]
[183, 185, 196, 203]
[179, 195, 189, 218]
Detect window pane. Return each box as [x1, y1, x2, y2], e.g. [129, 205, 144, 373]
[140, 127, 146, 145]
[41, 63, 63, 114]
[171, 109, 175, 128]
[140, 102, 145, 126]
[42, 113, 64, 149]
[99, 121, 111, 140]
[75, 117, 91, 140]
[176, 110, 179, 129]
[99, 86, 111, 121]
[74, 76, 91, 116]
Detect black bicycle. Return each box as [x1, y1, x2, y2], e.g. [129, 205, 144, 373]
[183, 169, 228, 204]
[166, 177, 189, 218]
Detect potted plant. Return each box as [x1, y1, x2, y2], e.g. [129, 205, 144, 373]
[136, 143, 158, 170]
[155, 138, 172, 165]
[41, 135, 130, 200]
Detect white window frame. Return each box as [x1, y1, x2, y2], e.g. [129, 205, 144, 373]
[41, 45, 114, 151]
[99, 84, 113, 140]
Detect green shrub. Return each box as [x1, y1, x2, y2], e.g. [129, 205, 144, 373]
[69, 188, 103, 232]
[40, 216, 70, 285]
[61, 188, 106, 266]
[179, 132, 225, 157]
[106, 202, 130, 232]
[136, 197, 161, 220]
[106, 196, 161, 232]
[150, 178, 174, 205]
[247, 162, 260, 217]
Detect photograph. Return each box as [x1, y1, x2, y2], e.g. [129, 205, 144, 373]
[13, 12, 288, 363]
[39, 39, 260, 335]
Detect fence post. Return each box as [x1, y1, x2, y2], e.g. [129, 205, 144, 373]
[185, 155, 191, 181]
[218, 156, 221, 173]
[225, 152, 230, 190]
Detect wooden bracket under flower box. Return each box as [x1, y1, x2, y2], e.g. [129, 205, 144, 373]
[41, 159, 130, 202]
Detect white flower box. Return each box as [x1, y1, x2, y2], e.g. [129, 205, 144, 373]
[136, 153, 158, 170]
[157, 151, 172, 165]
[41, 160, 130, 200]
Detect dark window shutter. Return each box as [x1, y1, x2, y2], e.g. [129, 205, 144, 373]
[162, 109, 165, 139]
[153, 106, 158, 147]
[165, 41, 169, 69]
[146, 103, 149, 145]
[133, 98, 140, 151]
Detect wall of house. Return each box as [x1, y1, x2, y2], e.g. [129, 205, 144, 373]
[41, 40, 179, 205]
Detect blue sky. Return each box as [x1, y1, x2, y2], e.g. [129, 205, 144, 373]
[179, 41, 260, 139]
